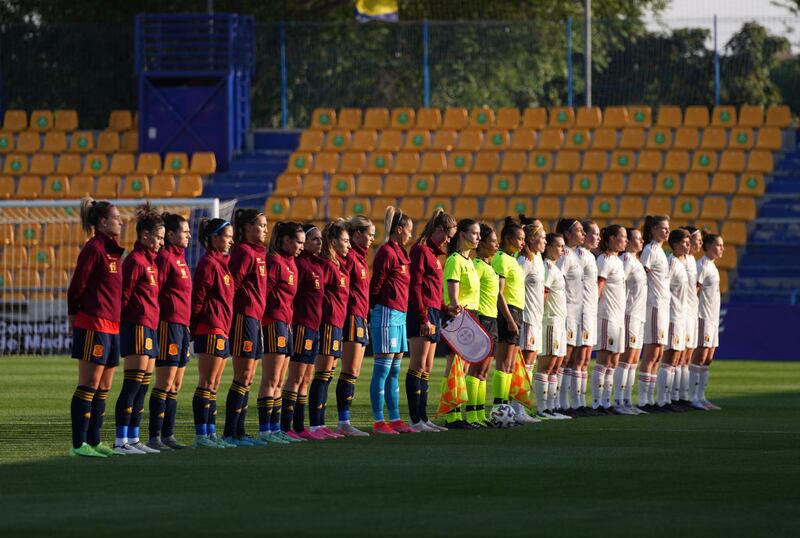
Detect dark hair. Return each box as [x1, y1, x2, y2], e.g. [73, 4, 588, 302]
[546, 232, 564, 247]
[233, 208, 264, 244]
[555, 218, 580, 236]
[320, 219, 348, 267]
[302, 222, 318, 235]
[667, 228, 691, 250]
[384, 206, 412, 242]
[518, 213, 538, 226]
[268, 221, 303, 255]
[500, 216, 523, 250]
[416, 208, 457, 246]
[702, 232, 722, 251]
[79, 197, 114, 234]
[643, 214, 670, 244]
[479, 223, 495, 243]
[134, 202, 164, 237]
[581, 220, 598, 235]
[626, 227, 643, 257]
[448, 218, 479, 255]
[162, 212, 188, 244]
[197, 217, 231, 250]
[599, 224, 625, 253]
[681, 225, 699, 236]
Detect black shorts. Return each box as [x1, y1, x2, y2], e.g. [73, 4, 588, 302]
[71, 328, 120, 367]
[193, 333, 230, 358]
[230, 313, 264, 359]
[407, 307, 442, 343]
[120, 322, 159, 358]
[263, 320, 293, 355]
[157, 321, 191, 368]
[478, 314, 499, 344]
[319, 323, 344, 358]
[343, 314, 370, 346]
[291, 324, 320, 365]
[497, 305, 523, 345]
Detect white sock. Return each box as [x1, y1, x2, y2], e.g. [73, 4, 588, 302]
[565, 369, 578, 408]
[557, 367, 568, 410]
[689, 365, 702, 403]
[614, 364, 629, 407]
[115, 437, 127, 447]
[580, 371, 589, 407]
[679, 365, 690, 401]
[638, 371, 649, 406]
[603, 368, 614, 408]
[546, 375, 558, 411]
[656, 365, 669, 406]
[648, 374, 658, 405]
[624, 363, 636, 406]
[592, 365, 606, 408]
[534, 373, 548, 412]
[672, 366, 681, 402]
[699, 365, 709, 401]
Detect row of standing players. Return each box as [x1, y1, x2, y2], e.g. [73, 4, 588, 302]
[66, 198, 723, 457]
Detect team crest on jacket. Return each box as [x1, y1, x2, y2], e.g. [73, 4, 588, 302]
[224, 274, 231, 286]
[288, 272, 295, 286]
[360, 266, 366, 279]
[147, 267, 156, 285]
[400, 265, 407, 273]
[108, 261, 117, 273]
[340, 276, 346, 287]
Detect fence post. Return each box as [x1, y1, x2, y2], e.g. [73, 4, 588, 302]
[566, 17, 573, 107]
[714, 14, 720, 106]
[423, 19, 430, 108]
[280, 21, 288, 128]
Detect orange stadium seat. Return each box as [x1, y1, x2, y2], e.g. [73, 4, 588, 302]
[562, 197, 588, 218]
[30, 154, 55, 175]
[656, 106, 682, 128]
[41, 132, 67, 153]
[30, 110, 53, 132]
[83, 154, 108, 175]
[681, 173, 709, 195]
[110, 153, 135, 175]
[120, 175, 149, 198]
[409, 175, 435, 197]
[69, 131, 94, 153]
[738, 105, 764, 127]
[108, 110, 133, 131]
[721, 221, 747, 246]
[484, 129, 509, 150]
[470, 108, 495, 129]
[746, 150, 773, 173]
[392, 152, 418, 174]
[591, 197, 618, 219]
[542, 173, 570, 196]
[432, 130, 457, 151]
[313, 152, 339, 174]
[534, 196, 561, 221]
[755, 127, 782, 151]
[416, 108, 442, 130]
[718, 150, 745, 173]
[591, 128, 617, 150]
[3, 154, 27, 174]
[273, 174, 301, 197]
[728, 127, 754, 149]
[496, 108, 520, 129]
[443, 108, 468, 130]
[96, 131, 120, 153]
[515, 174, 543, 196]
[646, 127, 672, 149]
[527, 151, 553, 172]
[289, 197, 317, 221]
[576, 106, 602, 128]
[674, 196, 700, 219]
[537, 128, 564, 151]
[95, 175, 120, 198]
[66, 175, 92, 198]
[581, 150, 608, 173]
[456, 130, 484, 152]
[402, 198, 425, 221]
[54, 109, 78, 132]
[549, 107, 574, 127]
[16, 131, 41, 153]
[324, 130, 352, 151]
[150, 174, 175, 197]
[426, 197, 452, 215]
[403, 129, 431, 152]
[709, 173, 736, 195]
[738, 173, 764, 196]
[299, 174, 324, 197]
[609, 151, 634, 173]
[628, 106, 652, 127]
[177, 175, 203, 197]
[363, 108, 389, 130]
[618, 197, 645, 220]
[351, 130, 377, 152]
[329, 175, 356, 197]
[554, 151, 580, 173]
[712, 106, 737, 127]
[43, 176, 69, 198]
[0, 176, 13, 199]
[571, 174, 597, 195]
[447, 152, 472, 172]
[286, 152, 312, 174]
[700, 127, 726, 150]
[298, 130, 324, 152]
[765, 105, 791, 128]
[356, 174, 382, 196]
[390, 108, 415, 130]
[264, 197, 289, 219]
[472, 152, 499, 174]
[691, 151, 718, 172]
[15, 176, 41, 198]
[0, 131, 13, 153]
[311, 108, 336, 130]
[522, 107, 547, 129]
[603, 107, 629, 128]
[383, 174, 409, 197]
[3, 110, 27, 132]
[510, 128, 536, 151]
[337, 108, 362, 130]
[598, 172, 624, 195]
[455, 197, 480, 219]
[684, 106, 709, 128]
[565, 129, 591, 150]
[121, 131, 138, 152]
[673, 128, 699, 150]
[377, 130, 403, 152]
[635, 150, 662, 173]
[500, 151, 526, 173]
[729, 198, 756, 220]
[662, 150, 689, 173]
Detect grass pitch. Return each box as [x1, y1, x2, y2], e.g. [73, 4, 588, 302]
[1, 357, 799, 537]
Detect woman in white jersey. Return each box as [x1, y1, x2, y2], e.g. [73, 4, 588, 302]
[690, 233, 724, 410]
[533, 233, 570, 420]
[617, 228, 647, 413]
[592, 225, 629, 414]
[554, 219, 586, 415]
[571, 220, 600, 414]
[637, 215, 670, 412]
[675, 226, 702, 407]
[656, 228, 691, 411]
[516, 219, 547, 424]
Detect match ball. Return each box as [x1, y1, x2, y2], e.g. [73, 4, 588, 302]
[490, 404, 516, 428]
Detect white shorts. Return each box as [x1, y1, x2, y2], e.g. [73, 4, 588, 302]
[542, 319, 567, 357]
[519, 321, 542, 353]
[667, 320, 686, 351]
[565, 314, 579, 347]
[577, 308, 597, 347]
[698, 318, 719, 348]
[644, 305, 669, 345]
[595, 318, 625, 354]
[625, 315, 645, 350]
[684, 314, 698, 349]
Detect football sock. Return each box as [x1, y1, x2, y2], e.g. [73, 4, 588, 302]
[405, 369, 423, 424]
[71, 385, 96, 449]
[370, 357, 392, 422]
[679, 365, 690, 401]
[280, 390, 297, 432]
[257, 396, 273, 434]
[270, 396, 281, 433]
[192, 387, 210, 436]
[148, 387, 168, 439]
[419, 371, 431, 422]
[384, 358, 402, 421]
[623, 363, 636, 406]
[465, 375, 480, 423]
[114, 369, 143, 443]
[557, 367, 569, 409]
[162, 391, 178, 438]
[320, 370, 334, 425]
[533, 373, 547, 413]
[237, 384, 251, 437]
[592, 364, 606, 409]
[309, 371, 327, 427]
[579, 370, 589, 407]
[699, 365, 709, 401]
[223, 380, 248, 438]
[336, 372, 357, 422]
[477, 379, 488, 421]
[294, 394, 308, 432]
[689, 365, 702, 402]
[613, 364, 629, 407]
[129, 371, 152, 442]
[87, 388, 108, 446]
[656, 364, 673, 406]
[603, 367, 614, 408]
[546, 374, 558, 411]
[207, 391, 218, 436]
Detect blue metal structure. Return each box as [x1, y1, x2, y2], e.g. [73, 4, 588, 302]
[135, 13, 255, 170]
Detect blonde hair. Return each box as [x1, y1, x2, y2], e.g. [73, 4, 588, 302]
[383, 206, 411, 244]
[320, 219, 348, 267]
[79, 197, 114, 235]
[521, 222, 545, 261]
[414, 208, 456, 246]
[346, 215, 373, 236]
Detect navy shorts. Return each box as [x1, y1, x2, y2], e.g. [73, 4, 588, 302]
[71, 328, 120, 367]
[343, 314, 370, 346]
[497, 305, 523, 345]
[193, 333, 230, 358]
[263, 321, 293, 355]
[291, 324, 320, 365]
[319, 323, 344, 359]
[230, 313, 264, 359]
[120, 321, 159, 359]
[157, 321, 191, 368]
[407, 307, 442, 343]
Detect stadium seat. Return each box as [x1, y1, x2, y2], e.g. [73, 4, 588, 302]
[119, 222, 138, 248]
[329, 175, 356, 197]
[150, 174, 175, 197]
[14, 176, 40, 199]
[534, 196, 561, 220]
[443, 108, 469, 130]
[96, 131, 120, 153]
[426, 197, 452, 215]
[718, 150, 745, 173]
[432, 174, 462, 197]
[738, 173, 765, 196]
[656, 106, 682, 128]
[3, 155, 28, 174]
[0, 176, 13, 199]
[403, 129, 431, 151]
[69, 131, 94, 153]
[299, 174, 324, 197]
[54, 109, 78, 132]
[189, 152, 216, 175]
[681, 172, 709, 195]
[508, 196, 533, 217]
[673, 128, 699, 150]
[765, 105, 791, 128]
[119, 175, 148, 198]
[712, 106, 737, 127]
[591, 127, 617, 150]
[515, 173, 543, 195]
[95, 175, 120, 198]
[496, 108, 520, 129]
[456, 129, 484, 152]
[674, 196, 700, 219]
[609, 151, 634, 173]
[522, 107, 547, 129]
[455, 197, 480, 219]
[447, 151, 472, 172]
[487, 174, 512, 196]
[39, 132, 67, 154]
[542, 173, 570, 195]
[479, 197, 506, 220]
[603, 107, 629, 128]
[383, 174, 409, 197]
[562, 197, 588, 218]
[646, 196, 672, 216]
[16, 132, 41, 153]
[377, 130, 403, 152]
[351, 130, 377, 152]
[30, 154, 55, 175]
[392, 152, 419, 174]
[684, 106, 709, 128]
[409, 174, 436, 196]
[537, 128, 564, 151]
[17, 223, 41, 245]
[635, 150, 662, 173]
[42, 222, 66, 245]
[264, 197, 290, 219]
[499, 151, 526, 173]
[738, 105, 764, 127]
[628, 106, 652, 127]
[363, 108, 390, 129]
[461, 174, 488, 196]
[316, 198, 343, 221]
[721, 221, 747, 246]
[565, 129, 591, 150]
[571, 173, 597, 195]
[472, 152, 499, 173]
[416, 108, 442, 130]
[581, 150, 608, 173]
[432, 130, 457, 151]
[400, 198, 424, 221]
[347, 197, 373, 218]
[576, 107, 602, 128]
[549, 107, 574, 127]
[717, 246, 737, 269]
[289, 197, 317, 221]
[700, 127, 726, 150]
[108, 110, 133, 131]
[554, 151, 580, 173]
[470, 108, 495, 129]
[311, 108, 336, 130]
[0, 246, 27, 268]
[419, 152, 446, 174]
[3, 110, 27, 132]
[176, 175, 203, 197]
[286, 152, 313, 174]
[323, 129, 352, 151]
[591, 197, 618, 219]
[527, 151, 553, 172]
[298, 130, 324, 152]
[728, 127, 754, 150]
[356, 174, 382, 196]
[484, 129, 510, 150]
[337, 108, 362, 130]
[663, 150, 690, 173]
[108, 153, 134, 175]
[746, 150, 773, 173]
[709, 173, 736, 195]
[83, 154, 108, 175]
[30, 246, 55, 270]
[313, 152, 340, 173]
[29, 110, 53, 132]
[728, 197, 756, 220]
[121, 131, 138, 152]
[598, 172, 624, 195]
[510, 128, 536, 151]
[65, 175, 91, 198]
[755, 127, 781, 150]
[691, 151, 718, 172]
[646, 127, 673, 149]
[15, 269, 41, 292]
[0, 131, 13, 153]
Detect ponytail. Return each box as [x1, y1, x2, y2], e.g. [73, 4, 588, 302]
[134, 202, 164, 237]
[599, 224, 624, 254]
[447, 218, 479, 256]
[500, 216, 522, 251]
[232, 207, 264, 244]
[198, 217, 231, 250]
[79, 197, 114, 235]
[268, 221, 303, 255]
[384, 205, 411, 243]
[416, 208, 456, 246]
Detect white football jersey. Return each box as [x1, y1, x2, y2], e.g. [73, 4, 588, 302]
[596, 252, 626, 325]
[557, 246, 583, 318]
[578, 246, 598, 317]
[696, 256, 721, 323]
[621, 251, 647, 323]
[543, 257, 567, 321]
[684, 254, 699, 318]
[667, 254, 689, 323]
[518, 253, 545, 327]
[641, 241, 669, 309]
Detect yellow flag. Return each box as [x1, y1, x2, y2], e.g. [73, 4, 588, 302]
[509, 352, 533, 408]
[436, 355, 468, 416]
